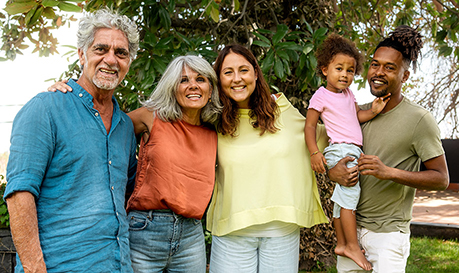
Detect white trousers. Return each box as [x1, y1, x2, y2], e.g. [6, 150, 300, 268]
[336, 227, 410, 273]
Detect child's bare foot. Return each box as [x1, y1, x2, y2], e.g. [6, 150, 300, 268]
[344, 245, 372, 271]
[334, 244, 345, 256]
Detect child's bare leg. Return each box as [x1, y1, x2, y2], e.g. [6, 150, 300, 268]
[333, 218, 346, 256]
[340, 208, 372, 271]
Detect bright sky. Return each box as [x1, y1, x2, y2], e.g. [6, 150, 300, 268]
[0, 1, 81, 153]
[0, 2, 376, 153]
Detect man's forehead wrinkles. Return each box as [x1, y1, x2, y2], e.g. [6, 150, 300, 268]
[92, 43, 128, 51]
[93, 43, 109, 48]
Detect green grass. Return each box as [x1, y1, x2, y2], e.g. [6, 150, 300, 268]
[299, 236, 459, 273]
[406, 236, 459, 273]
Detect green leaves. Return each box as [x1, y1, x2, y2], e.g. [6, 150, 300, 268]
[4, 0, 36, 15]
[5, 1, 81, 16]
[251, 23, 327, 93]
[201, 0, 220, 23]
[252, 25, 296, 81]
[58, 2, 82, 13]
[272, 24, 288, 45]
[2, 0, 458, 130]
[0, 181, 9, 228]
[42, 0, 60, 7]
[210, 4, 219, 23]
[24, 5, 41, 26]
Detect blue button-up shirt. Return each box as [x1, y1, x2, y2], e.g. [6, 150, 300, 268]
[5, 79, 137, 272]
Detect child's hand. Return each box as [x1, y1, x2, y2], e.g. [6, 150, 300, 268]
[311, 152, 327, 174]
[371, 93, 391, 115]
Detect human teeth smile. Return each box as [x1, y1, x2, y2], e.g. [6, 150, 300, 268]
[187, 94, 202, 98]
[100, 68, 116, 74]
[232, 86, 245, 90]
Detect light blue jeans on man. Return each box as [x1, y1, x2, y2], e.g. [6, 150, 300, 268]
[128, 210, 206, 273]
[209, 228, 300, 273]
[324, 143, 363, 218]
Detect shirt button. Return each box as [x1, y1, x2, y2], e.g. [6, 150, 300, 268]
[79, 93, 83, 97]
[95, 113, 99, 117]
[117, 237, 119, 241]
[111, 186, 114, 190]
[116, 212, 119, 216]
[108, 161, 112, 165]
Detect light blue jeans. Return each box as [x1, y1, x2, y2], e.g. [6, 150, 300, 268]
[128, 210, 206, 273]
[209, 228, 300, 273]
[324, 143, 363, 218]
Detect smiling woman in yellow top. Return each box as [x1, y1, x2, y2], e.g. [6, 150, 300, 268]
[206, 44, 328, 273]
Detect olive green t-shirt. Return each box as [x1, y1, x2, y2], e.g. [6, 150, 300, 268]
[357, 97, 444, 233]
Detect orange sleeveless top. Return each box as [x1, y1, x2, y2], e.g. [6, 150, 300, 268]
[126, 117, 217, 219]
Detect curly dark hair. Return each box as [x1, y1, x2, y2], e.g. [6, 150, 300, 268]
[375, 25, 424, 73]
[315, 33, 364, 81]
[213, 44, 279, 137]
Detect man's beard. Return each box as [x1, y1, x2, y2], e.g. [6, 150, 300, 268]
[93, 76, 119, 90]
[370, 86, 388, 98]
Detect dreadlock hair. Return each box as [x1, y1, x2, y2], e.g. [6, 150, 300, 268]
[375, 25, 424, 73]
[315, 33, 364, 81]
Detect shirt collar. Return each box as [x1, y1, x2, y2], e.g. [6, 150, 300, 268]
[67, 79, 126, 127]
[67, 79, 96, 107]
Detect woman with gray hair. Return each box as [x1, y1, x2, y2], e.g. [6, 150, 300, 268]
[125, 55, 222, 272]
[49, 54, 222, 272]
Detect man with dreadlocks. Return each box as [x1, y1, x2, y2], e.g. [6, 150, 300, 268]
[329, 25, 449, 272]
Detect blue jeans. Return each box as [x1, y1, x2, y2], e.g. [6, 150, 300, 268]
[209, 228, 300, 273]
[128, 210, 206, 273]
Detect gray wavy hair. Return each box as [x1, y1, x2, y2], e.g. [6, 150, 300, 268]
[142, 55, 222, 124]
[77, 8, 139, 61]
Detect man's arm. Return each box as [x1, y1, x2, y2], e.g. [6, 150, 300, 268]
[7, 191, 47, 273]
[358, 154, 449, 190]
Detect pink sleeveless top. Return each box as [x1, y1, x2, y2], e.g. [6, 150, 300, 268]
[126, 117, 217, 219]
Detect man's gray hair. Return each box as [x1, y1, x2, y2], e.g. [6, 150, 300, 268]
[143, 55, 222, 124]
[77, 8, 139, 61]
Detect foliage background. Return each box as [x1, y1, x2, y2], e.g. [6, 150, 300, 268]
[1, 0, 458, 270]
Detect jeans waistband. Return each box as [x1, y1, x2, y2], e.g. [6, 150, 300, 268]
[131, 209, 185, 220]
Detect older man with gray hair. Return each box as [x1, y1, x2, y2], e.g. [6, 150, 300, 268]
[5, 8, 139, 272]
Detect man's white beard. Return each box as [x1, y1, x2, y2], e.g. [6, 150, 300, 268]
[93, 75, 119, 90]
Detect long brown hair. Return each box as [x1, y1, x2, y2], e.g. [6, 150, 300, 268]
[213, 44, 279, 136]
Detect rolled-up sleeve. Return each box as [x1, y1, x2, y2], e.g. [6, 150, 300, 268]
[5, 96, 53, 200]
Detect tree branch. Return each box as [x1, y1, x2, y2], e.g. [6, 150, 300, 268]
[218, 0, 250, 46]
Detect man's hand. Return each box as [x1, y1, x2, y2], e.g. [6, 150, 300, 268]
[358, 153, 392, 180]
[327, 156, 359, 187]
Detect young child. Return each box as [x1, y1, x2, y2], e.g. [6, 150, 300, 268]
[305, 33, 390, 271]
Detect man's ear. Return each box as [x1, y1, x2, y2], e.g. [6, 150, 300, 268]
[78, 49, 85, 66]
[402, 70, 410, 83]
